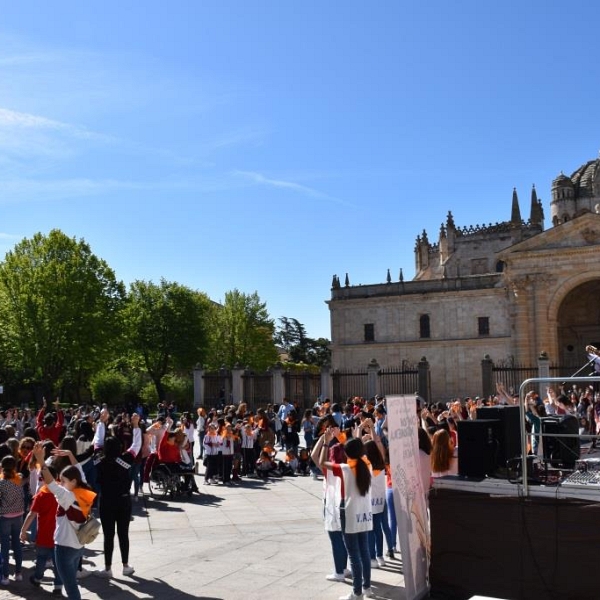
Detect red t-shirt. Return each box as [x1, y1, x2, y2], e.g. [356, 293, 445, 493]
[158, 430, 182, 464]
[30, 486, 58, 549]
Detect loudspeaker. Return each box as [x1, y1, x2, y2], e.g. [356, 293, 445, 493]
[541, 415, 580, 468]
[476, 405, 522, 468]
[457, 419, 500, 478]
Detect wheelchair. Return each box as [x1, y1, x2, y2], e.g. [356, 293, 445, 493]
[148, 461, 197, 499]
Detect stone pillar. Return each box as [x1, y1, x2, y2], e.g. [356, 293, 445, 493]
[193, 365, 204, 407]
[537, 351, 550, 398]
[231, 364, 245, 405]
[271, 364, 285, 404]
[418, 357, 430, 402]
[367, 359, 380, 399]
[320, 365, 332, 401]
[481, 354, 494, 399]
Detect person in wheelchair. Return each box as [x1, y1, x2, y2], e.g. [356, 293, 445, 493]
[158, 418, 199, 494]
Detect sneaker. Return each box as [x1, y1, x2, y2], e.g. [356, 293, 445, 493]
[363, 588, 374, 598]
[326, 572, 345, 582]
[339, 593, 363, 600]
[386, 549, 395, 560]
[29, 575, 42, 587]
[371, 559, 379, 568]
[343, 568, 352, 578]
[77, 568, 93, 579]
[0, 578, 9, 585]
[95, 568, 113, 578]
[14, 573, 23, 582]
[376, 556, 386, 567]
[204, 480, 211, 485]
[51, 589, 63, 597]
[122, 565, 135, 576]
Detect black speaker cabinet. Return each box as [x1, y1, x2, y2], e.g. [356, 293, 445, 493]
[541, 414, 580, 468]
[476, 405, 522, 467]
[457, 419, 501, 478]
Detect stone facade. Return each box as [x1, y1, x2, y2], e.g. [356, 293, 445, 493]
[328, 156, 600, 401]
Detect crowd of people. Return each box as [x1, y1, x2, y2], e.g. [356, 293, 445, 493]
[0, 381, 592, 599]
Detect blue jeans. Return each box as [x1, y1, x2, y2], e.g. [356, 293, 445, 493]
[55, 545, 83, 600]
[327, 530, 348, 575]
[131, 461, 143, 495]
[304, 431, 314, 448]
[34, 545, 63, 587]
[343, 530, 371, 595]
[369, 510, 394, 558]
[386, 488, 398, 549]
[0, 515, 23, 577]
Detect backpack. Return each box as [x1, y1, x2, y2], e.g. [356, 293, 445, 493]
[73, 515, 102, 545]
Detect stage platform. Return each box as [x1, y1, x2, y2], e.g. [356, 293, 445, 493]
[429, 476, 600, 600]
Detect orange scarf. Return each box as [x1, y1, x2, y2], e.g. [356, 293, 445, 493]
[72, 488, 97, 519]
[36, 483, 52, 496]
[346, 456, 371, 477]
[336, 432, 347, 445]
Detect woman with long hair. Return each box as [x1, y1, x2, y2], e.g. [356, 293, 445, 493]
[431, 429, 458, 477]
[0, 455, 26, 584]
[94, 413, 141, 578]
[310, 433, 350, 585]
[196, 407, 207, 459]
[301, 409, 316, 449]
[32, 443, 96, 600]
[364, 439, 394, 568]
[317, 428, 374, 600]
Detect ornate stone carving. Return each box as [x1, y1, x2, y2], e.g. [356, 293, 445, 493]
[580, 227, 600, 244]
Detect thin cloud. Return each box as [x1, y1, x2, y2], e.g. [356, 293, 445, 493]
[0, 107, 113, 142]
[0, 178, 151, 203]
[0, 52, 60, 66]
[233, 170, 354, 206]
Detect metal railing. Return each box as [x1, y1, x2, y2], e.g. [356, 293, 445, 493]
[519, 376, 600, 497]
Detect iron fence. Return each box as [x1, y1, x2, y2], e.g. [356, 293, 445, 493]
[332, 369, 368, 403]
[283, 371, 321, 412]
[379, 364, 420, 397]
[242, 372, 272, 412]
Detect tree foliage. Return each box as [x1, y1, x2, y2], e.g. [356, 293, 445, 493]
[0, 229, 125, 396]
[275, 317, 331, 366]
[209, 289, 278, 371]
[123, 279, 212, 401]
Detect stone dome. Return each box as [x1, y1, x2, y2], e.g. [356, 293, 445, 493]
[570, 159, 600, 196]
[552, 172, 573, 188]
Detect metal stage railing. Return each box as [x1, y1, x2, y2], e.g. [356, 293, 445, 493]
[519, 376, 600, 497]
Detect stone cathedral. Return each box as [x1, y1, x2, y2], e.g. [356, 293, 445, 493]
[328, 155, 600, 400]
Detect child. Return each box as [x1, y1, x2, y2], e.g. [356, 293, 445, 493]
[240, 423, 258, 476]
[0, 455, 25, 583]
[297, 448, 311, 476]
[278, 449, 298, 477]
[255, 450, 279, 480]
[20, 465, 63, 594]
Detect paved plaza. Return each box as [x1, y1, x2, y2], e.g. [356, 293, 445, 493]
[0, 464, 407, 600]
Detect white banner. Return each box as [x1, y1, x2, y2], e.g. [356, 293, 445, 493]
[387, 395, 429, 600]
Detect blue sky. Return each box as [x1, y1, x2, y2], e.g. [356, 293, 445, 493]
[0, 2, 598, 340]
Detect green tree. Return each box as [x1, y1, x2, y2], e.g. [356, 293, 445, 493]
[275, 317, 331, 366]
[209, 289, 278, 371]
[0, 229, 125, 398]
[89, 370, 128, 405]
[124, 279, 212, 402]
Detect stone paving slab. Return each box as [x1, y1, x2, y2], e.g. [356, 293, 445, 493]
[0, 469, 408, 600]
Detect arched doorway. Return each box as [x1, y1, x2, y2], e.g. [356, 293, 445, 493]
[557, 280, 600, 368]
